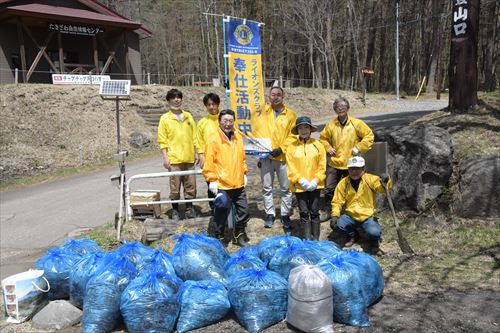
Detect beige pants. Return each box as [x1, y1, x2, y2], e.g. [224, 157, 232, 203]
[169, 163, 196, 200]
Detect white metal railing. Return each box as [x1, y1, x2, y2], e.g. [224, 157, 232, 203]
[125, 169, 213, 221]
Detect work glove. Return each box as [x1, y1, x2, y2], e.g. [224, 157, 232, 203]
[244, 175, 248, 186]
[352, 147, 360, 156]
[379, 173, 390, 183]
[270, 147, 282, 157]
[298, 178, 309, 190]
[208, 181, 218, 195]
[308, 178, 318, 191]
[330, 216, 338, 230]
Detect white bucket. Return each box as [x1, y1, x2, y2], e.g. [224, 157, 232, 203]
[1, 269, 50, 323]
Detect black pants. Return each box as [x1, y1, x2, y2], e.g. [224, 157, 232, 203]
[296, 190, 320, 225]
[324, 166, 349, 210]
[214, 187, 249, 235]
[206, 181, 215, 211]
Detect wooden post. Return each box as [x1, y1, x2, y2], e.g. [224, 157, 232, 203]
[436, 14, 444, 100]
[16, 20, 27, 83]
[123, 31, 129, 79]
[58, 32, 64, 73]
[93, 35, 99, 74]
[448, 0, 480, 112]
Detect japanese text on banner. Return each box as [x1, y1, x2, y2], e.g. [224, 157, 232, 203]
[227, 20, 269, 153]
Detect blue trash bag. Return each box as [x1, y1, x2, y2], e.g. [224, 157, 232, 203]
[233, 245, 260, 258]
[35, 248, 80, 300]
[304, 240, 342, 259]
[224, 251, 265, 278]
[257, 234, 302, 264]
[338, 249, 384, 306]
[115, 241, 155, 267]
[69, 251, 112, 309]
[269, 242, 325, 279]
[317, 255, 370, 327]
[82, 255, 137, 333]
[59, 238, 102, 256]
[136, 248, 177, 277]
[176, 280, 231, 333]
[120, 271, 182, 333]
[172, 234, 229, 283]
[228, 268, 288, 333]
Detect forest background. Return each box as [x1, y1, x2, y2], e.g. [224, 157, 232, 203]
[101, 0, 499, 94]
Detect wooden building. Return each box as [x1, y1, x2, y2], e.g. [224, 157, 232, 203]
[0, 0, 151, 84]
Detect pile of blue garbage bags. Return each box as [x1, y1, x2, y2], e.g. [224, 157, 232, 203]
[34, 233, 384, 333]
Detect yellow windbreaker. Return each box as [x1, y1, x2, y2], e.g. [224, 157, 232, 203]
[286, 137, 327, 193]
[157, 110, 197, 164]
[332, 173, 393, 222]
[202, 128, 248, 190]
[319, 116, 374, 169]
[196, 113, 219, 153]
[254, 104, 297, 162]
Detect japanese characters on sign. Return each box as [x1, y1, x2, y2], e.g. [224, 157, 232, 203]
[52, 74, 110, 85]
[227, 20, 267, 153]
[452, 0, 468, 38]
[48, 23, 104, 36]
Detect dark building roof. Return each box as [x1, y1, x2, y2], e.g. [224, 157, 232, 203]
[0, 0, 151, 36]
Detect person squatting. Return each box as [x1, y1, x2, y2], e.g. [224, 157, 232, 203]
[158, 89, 391, 253]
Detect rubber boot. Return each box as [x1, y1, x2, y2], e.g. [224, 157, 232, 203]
[367, 238, 384, 256]
[171, 203, 180, 221]
[185, 202, 197, 219]
[312, 222, 320, 241]
[334, 228, 351, 248]
[303, 221, 312, 240]
[232, 228, 250, 247]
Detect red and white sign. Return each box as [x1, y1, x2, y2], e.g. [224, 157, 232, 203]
[52, 74, 110, 85]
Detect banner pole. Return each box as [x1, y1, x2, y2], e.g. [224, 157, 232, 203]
[222, 17, 230, 109]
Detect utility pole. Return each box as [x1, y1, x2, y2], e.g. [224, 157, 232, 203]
[395, 0, 400, 100]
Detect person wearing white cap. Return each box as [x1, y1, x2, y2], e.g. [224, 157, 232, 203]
[285, 116, 326, 240]
[319, 97, 374, 222]
[329, 156, 391, 255]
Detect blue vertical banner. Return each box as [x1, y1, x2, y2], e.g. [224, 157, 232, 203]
[226, 19, 269, 154]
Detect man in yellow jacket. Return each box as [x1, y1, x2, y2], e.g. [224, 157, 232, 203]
[196, 93, 221, 212]
[203, 109, 250, 247]
[256, 86, 296, 229]
[330, 156, 391, 255]
[157, 88, 199, 221]
[286, 116, 326, 240]
[319, 97, 374, 222]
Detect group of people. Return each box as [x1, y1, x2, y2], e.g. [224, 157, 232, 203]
[157, 87, 392, 254]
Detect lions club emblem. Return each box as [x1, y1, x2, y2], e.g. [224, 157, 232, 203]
[234, 24, 253, 45]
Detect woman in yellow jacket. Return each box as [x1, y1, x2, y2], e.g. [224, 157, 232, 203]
[286, 116, 326, 240]
[203, 109, 250, 247]
[329, 156, 392, 255]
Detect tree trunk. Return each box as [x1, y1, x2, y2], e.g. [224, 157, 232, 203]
[448, 0, 480, 112]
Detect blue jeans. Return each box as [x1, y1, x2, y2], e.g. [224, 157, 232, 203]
[337, 214, 381, 239]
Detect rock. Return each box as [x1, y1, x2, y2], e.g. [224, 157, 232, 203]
[385, 124, 453, 211]
[32, 300, 82, 330]
[455, 155, 500, 217]
[128, 132, 150, 148]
